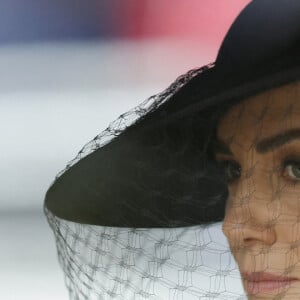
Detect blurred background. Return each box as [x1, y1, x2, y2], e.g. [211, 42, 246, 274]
[0, 1, 250, 299]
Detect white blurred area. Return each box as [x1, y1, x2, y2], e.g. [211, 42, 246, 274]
[1, 39, 224, 300]
[0, 39, 215, 211]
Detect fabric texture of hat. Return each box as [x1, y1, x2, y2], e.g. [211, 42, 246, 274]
[44, 1, 300, 299]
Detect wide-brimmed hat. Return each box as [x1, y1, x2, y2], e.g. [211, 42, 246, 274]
[44, 0, 300, 227]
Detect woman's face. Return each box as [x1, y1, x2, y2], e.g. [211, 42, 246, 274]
[216, 81, 300, 299]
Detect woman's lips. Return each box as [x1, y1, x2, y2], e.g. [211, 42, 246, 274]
[242, 272, 299, 295]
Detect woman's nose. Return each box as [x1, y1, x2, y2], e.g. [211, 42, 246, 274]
[222, 174, 277, 249]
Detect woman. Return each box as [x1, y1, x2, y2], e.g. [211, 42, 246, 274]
[45, 0, 300, 299]
[216, 81, 300, 298]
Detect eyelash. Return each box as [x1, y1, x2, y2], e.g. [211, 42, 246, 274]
[281, 159, 300, 187]
[217, 160, 241, 183]
[217, 158, 300, 186]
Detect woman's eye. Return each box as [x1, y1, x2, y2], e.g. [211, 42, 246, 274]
[283, 161, 300, 181]
[218, 160, 241, 183]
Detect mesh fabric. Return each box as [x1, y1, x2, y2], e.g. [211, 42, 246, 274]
[45, 66, 300, 299]
[44, 64, 244, 299]
[46, 210, 242, 299]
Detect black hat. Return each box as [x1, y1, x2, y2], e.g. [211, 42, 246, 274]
[44, 0, 300, 227]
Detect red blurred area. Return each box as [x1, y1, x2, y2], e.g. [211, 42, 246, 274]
[117, 0, 250, 46]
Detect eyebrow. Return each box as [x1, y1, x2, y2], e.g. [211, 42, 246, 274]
[214, 128, 300, 155]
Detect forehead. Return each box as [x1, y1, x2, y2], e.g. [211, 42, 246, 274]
[217, 81, 300, 144]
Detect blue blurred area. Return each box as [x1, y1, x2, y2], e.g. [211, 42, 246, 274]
[0, 0, 116, 44]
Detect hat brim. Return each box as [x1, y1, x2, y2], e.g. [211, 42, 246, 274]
[44, 54, 300, 228]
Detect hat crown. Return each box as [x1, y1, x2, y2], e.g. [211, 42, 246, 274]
[216, 0, 300, 68]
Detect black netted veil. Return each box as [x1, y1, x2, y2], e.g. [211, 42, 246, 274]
[44, 1, 300, 299]
[44, 64, 242, 299]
